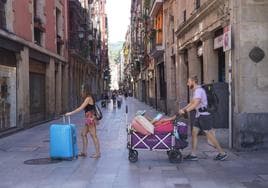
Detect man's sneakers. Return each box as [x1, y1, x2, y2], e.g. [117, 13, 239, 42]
[183, 154, 198, 161]
[183, 153, 227, 161]
[214, 153, 228, 161]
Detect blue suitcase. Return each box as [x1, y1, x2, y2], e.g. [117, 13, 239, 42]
[50, 116, 78, 160]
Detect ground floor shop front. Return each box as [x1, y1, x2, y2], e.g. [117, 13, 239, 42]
[0, 36, 102, 134]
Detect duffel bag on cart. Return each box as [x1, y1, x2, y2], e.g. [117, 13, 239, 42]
[154, 121, 173, 133]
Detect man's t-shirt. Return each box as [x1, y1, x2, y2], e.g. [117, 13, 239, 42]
[193, 86, 210, 117]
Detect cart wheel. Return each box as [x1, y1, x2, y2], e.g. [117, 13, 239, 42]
[129, 150, 138, 163]
[129, 149, 138, 156]
[168, 150, 182, 163]
[133, 150, 138, 156]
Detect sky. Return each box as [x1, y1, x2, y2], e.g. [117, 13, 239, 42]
[106, 0, 131, 43]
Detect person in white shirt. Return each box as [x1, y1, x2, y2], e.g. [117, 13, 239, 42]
[180, 76, 227, 161]
[161, 76, 227, 161]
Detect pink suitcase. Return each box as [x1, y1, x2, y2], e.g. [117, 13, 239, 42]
[131, 119, 151, 135]
[154, 121, 173, 133]
[135, 115, 154, 134]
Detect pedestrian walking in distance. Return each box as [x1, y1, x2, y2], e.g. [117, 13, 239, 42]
[65, 83, 101, 158]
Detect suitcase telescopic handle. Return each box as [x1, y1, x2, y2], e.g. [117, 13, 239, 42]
[63, 115, 71, 124]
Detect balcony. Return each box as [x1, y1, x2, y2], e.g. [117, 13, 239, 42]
[149, 41, 164, 59]
[149, 30, 164, 58]
[149, 0, 163, 17]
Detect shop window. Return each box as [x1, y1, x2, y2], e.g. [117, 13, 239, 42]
[0, 65, 16, 131]
[184, 51, 190, 103]
[197, 41, 204, 84]
[0, 0, 6, 29]
[158, 63, 166, 99]
[200, 56, 204, 84]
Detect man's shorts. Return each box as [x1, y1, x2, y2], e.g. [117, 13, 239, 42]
[193, 115, 214, 131]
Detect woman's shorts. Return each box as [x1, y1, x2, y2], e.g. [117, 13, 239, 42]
[85, 111, 95, 126]
[193, 115, 214, 131]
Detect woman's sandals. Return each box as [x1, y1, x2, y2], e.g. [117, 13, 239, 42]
[90, 153, 101, 158]
[78, 152, 87, 157]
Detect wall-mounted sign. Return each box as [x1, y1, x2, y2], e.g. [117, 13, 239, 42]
[223, 25, 231, 52]
[197, 45, 203, 57]
[214, 35, 223, 49]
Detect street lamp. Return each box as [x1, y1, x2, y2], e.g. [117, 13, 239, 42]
[78, 26, 85, 39]
[78, 32, 84, 39]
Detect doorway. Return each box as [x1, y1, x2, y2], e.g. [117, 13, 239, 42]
[218, 47, 226, 82]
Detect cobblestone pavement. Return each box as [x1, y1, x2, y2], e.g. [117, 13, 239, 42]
[0, 97, 267, 188]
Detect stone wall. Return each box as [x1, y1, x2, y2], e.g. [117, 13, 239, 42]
[232, 0, 268, 149]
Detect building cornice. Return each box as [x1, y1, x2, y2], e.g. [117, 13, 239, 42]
[69, 51, 97, 70]
[0, 30, 67, 63]
[175, 0, 222, 38]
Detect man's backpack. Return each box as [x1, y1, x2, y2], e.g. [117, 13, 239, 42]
[202, 84, 219, 113]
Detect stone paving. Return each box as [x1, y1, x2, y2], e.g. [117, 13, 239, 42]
[0, 97, 268, 188]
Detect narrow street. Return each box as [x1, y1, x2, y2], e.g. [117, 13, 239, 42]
[0, 98, 267, 188]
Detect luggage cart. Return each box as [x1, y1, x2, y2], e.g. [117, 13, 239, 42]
[126, 106, 188, 163]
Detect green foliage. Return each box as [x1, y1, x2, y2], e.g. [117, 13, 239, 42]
[109, 41, 124, 64]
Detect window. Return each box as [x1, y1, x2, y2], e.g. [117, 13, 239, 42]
[172, 28, 175, 44]
[33, 0, 37, 17]
[33, 0, 44, 46]
[218, 48, 226, 82]
[171, 56, 176, 97]
[0, 64, 17, 131]
[34, 29, 42, 45]
[158, 63, 166, 99]
[183, 10, 186, 22]
[170, 15, 174, 44]
[154, 8, 163, 45]
[0, 0, 6, 29]
[195, 0, 201, 9]
[56, 8, 63, 55]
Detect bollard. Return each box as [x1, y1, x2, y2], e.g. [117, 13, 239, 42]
[125, 105, 128, 114]
[125, 105, 128, 127]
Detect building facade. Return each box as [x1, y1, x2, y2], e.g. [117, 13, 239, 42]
[0, 0, 68, 133]
[0, 0, 108, 134]
[122, 28, 133, 94]
[175, 0, 268, 150]
[68, 0, 99, 109]
[90, 0, 109, 93]
[128, 0, 268, 150]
